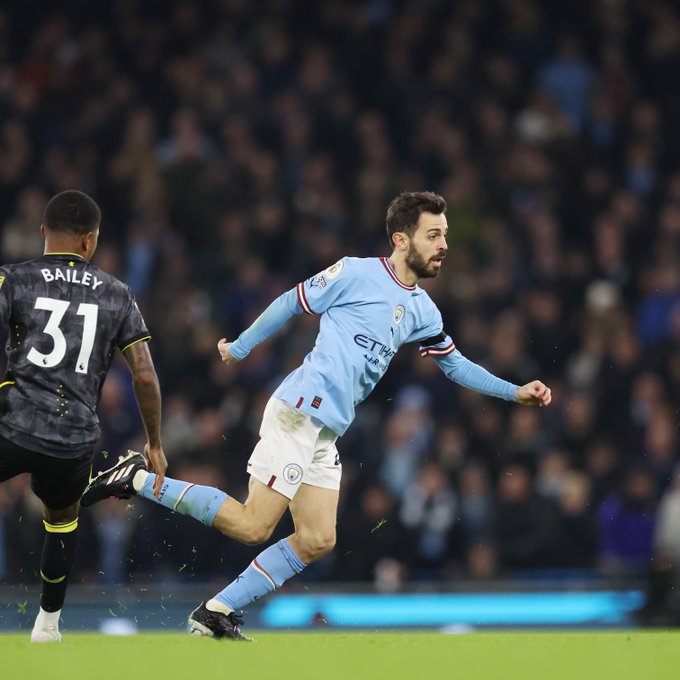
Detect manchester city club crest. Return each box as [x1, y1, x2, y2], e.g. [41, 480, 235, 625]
[283, 463, 303, 485]
[393, 305, 405, 325]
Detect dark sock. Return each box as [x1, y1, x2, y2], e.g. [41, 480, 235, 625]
[40, 518, 78, 612]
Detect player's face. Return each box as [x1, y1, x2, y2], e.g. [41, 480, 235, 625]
[405, 212, 448, 279]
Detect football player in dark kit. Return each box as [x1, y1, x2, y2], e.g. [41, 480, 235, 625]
[0, 190, 167, 641]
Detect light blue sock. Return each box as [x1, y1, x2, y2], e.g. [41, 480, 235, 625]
[215, 538, 306, 610]
[139, 474, 227, 527]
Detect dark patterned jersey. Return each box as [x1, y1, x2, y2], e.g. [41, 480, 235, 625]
[0, 253, 150, 458]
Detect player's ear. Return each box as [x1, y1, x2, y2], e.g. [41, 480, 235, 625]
[40, 224, 46, 240]
[81, 230, 97, 255]
[392, 232, 408, 251]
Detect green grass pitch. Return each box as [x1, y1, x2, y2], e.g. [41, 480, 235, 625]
[1, 631, 678, 680]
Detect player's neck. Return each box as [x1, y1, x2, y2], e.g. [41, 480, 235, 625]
[43, 240, 87, 259]
[44, 249, 86, 259]
[388, 254, 419, 286]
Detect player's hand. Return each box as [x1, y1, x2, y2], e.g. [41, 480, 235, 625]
[515, 380, 552, 407]
[144, 443, 168, 498]
[218, 338, 239, 365]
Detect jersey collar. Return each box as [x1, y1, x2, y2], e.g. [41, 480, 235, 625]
[379, 257, 416, 290]
[44, 252, 86, 260]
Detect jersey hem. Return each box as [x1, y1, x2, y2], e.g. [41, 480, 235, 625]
[0, 422, 97, 458]
[275, 396, 345, 437]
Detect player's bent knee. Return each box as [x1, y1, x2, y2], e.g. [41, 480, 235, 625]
[239, 522, 276, 546]
[298, 532, 336, 562]
[43, 502, 79, 525]
[317, 535, 336, 558]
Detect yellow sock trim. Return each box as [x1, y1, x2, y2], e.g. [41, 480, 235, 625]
[43, 518, 78, 534]
[40, 570, 66, 584]
[0, 380, 15, 389]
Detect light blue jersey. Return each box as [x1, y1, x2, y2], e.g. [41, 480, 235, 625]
[229, 257, 519, 435]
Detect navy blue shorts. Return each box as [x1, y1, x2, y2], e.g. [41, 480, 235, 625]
[0, 433, 95, 509]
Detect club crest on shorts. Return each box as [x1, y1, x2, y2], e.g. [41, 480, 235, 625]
[324, 260, 344, 279]
[393, 305, 405, 325]
[283, 463, 303, 485]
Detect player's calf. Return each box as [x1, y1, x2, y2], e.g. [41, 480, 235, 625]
[290, 529, 336, 564]
[82, 451, 228, 528]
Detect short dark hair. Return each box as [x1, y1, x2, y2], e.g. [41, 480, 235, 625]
[385, 191, 447, 246]
[43, 190, 101, 235]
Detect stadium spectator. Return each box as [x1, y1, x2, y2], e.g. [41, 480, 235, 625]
[399, 463, 459, 575]
[554, 471, 599, 569]
[598, 466, 657, 574]
[491, 461, 560, 571]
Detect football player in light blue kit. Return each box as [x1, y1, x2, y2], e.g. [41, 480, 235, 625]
[82, 191, 552, 639]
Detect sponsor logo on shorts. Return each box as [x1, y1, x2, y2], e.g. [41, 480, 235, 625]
[312, 395, 322, 409]
[283, 463, 303, 485]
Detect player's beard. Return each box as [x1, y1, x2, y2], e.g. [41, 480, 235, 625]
[406, 242, 446, 279]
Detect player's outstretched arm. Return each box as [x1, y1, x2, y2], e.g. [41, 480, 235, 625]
[429, 348, 552, 408]
[226, 288, 302, 362]
[122, 340, 167, 497]
[515, 380, 552, 407]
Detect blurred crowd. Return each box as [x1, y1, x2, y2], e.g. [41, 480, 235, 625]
[1, 0, 680, 614]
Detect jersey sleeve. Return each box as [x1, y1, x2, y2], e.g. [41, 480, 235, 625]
[0, 266, 10, 330]
[405, 299, 456, 358]
[229, 288, 301, 360]
[115, 287, 151, 351]
[295, 257, 351, 315]
[406, 297, 516, 401]
[431, 348, 519, 401]
[229, 258, 352, 360]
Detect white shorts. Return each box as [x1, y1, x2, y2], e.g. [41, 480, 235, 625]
[247, 397, 341, 500]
